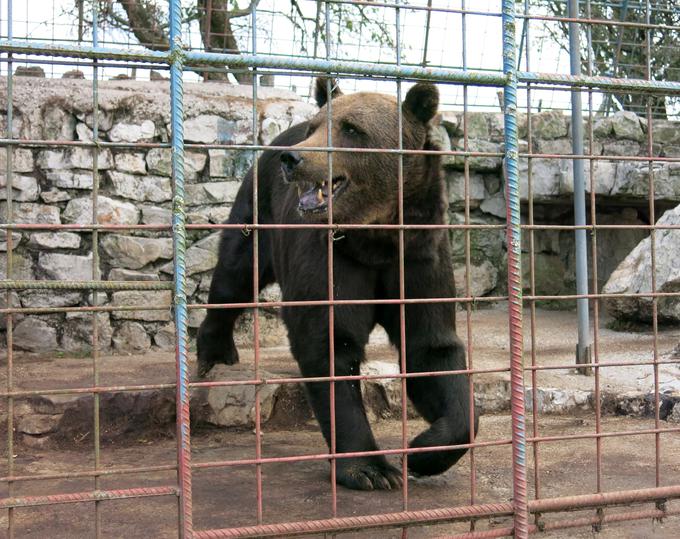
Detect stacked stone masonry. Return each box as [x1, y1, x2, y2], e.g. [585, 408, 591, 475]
[0, 76, 678, 354]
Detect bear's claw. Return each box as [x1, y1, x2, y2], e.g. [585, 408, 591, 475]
[336, 458, 403, 491]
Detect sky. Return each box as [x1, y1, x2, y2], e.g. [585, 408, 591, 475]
[0, 0, 591, 114]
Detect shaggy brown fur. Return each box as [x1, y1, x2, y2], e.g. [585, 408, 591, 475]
[198, 79, 478, 491]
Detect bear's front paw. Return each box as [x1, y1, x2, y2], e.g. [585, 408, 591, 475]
[335, 457, 402, 491]
[196, 339, 239, 379]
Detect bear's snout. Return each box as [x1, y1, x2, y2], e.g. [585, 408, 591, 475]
[280, 150, 303, 182]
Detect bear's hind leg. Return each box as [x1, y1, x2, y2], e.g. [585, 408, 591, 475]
[297, 338, 402, 491]
[404, 338, 478, 476]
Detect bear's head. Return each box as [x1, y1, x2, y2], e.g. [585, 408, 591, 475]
[280, 78, 441, 224]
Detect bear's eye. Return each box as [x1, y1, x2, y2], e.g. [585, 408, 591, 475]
[341, 122, 363, 137]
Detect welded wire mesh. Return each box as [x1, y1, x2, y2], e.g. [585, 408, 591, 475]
[0, 1, 678, 538]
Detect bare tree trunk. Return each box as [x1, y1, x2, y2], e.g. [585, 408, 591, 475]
[198, 0, 258, 85]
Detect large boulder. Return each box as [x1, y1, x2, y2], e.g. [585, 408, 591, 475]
[603, 204, 680, 323]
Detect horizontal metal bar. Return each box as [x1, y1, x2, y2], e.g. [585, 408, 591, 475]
[191, 296, 506, 310]
[518, 70, 680, 94]
[195, 502, 515, 538]
[0, 304, 171, 315]
[0, 464, 177, 484]
[0, 40, 507, 85]
[4, 39, 680, 92]
[528, 427, 680, 445]
[0, 280, 173, 291]
[193, 484, 680, 538]
[0, 486, 177, 509]
[193, 439, 512, 472]
[537, 507, 680, 534]
[1, 382, 176, 398]
[528, 485, 680, 514]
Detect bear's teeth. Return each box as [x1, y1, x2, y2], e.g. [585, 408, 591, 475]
[317, 188, 324, 203]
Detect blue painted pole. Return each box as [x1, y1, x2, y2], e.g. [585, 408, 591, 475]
[168, 0, 193, 536]
[502, 1, 528, 537]
[569, 0, 592, 373]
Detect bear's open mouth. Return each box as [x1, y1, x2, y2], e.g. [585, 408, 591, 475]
[297, 176, 348, 214]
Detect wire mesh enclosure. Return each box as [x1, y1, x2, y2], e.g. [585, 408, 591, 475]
[0, 1, 679, 538]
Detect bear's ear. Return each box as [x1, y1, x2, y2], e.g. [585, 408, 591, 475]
[402, 82, 439, 124]
[315, 77, 343, 108]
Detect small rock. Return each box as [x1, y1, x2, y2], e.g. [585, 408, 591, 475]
[42, 107, 76, 140]
[454, 260, 499, 297]
[101, 234, 173, 269]
[0, 230, 22, 251]
[45, 170, 93, 190]
[111, 290, 172, 322]
[38, 252, 93, 281]
[160, 232, 220, 277]
[62, 312, 113, 351]
[76, 123, 94, 141]
[15, 66, 45, 77]
[16, 413, 62, 435]
[202, 364, 280, 427]
[141, 205, 172, 224]
[186, 181, 240, 206]
[113, 321, 152, 354]
[114, 152, 147, 174]
[40, 189, 71, 203]
[610, 110, 646, 142]
[14, 317, 58, 352]
[109, 268, 160, 281]
[20, 291, 82, 308]
[0, 147, 34, 173]
[108, 171, 172, 202]
[68, 147, 114, 170]
[184, 114, 253, 144]
[0, 202, 60, 224]
[0, 174, 39, 201]
[28, 232, 81, 250]
[154, 322, 175, 350]
[63, 196, 139, 225]
[0, 253, 34, 280]
[62, 69, 85, 79]
[109, 120, 156, 143]
[531, 111, 569, 139]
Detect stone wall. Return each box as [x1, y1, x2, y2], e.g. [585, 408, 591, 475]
[0, 77, 315, 354]
[1, 76, 679, 354]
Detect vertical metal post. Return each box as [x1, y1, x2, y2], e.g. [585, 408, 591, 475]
[568, 0, 592, 373]
[169, 0, 193, 536]
[502, 1, 528, 538]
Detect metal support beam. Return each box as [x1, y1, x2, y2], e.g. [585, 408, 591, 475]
[569, 0, 592, 374]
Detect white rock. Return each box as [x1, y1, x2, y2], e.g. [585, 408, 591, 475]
[0, 148, 34, 173]
[184, 114, 253, 144]
[0, 174, 39, 201]
[38, 252, 93, 281]
[108, 171, 172, 202]
[114, 152, 147, 174]
[101, 234, 173, 269]
[14, 318, 58, 352]
[63, 196, 138, 225]
[604, 204, 680, 323]
[112, 321, 152, 354]
[46, 170, 93, 190]
[109, 120, 156, 143]
[28, 232, 81, 250]
[0, 202, 60, 224]
[111, 290, 172, 322]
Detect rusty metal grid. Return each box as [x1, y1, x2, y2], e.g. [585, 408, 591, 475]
[0, 1, 678, 538]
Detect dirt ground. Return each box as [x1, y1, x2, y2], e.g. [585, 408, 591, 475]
[0, 307, 679, 538]
[0, 415, 678, 538]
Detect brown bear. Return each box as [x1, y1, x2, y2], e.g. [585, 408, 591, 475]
[197, 79, 478, 491]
